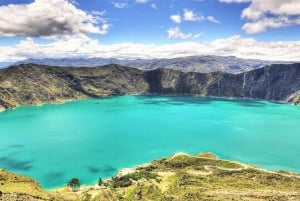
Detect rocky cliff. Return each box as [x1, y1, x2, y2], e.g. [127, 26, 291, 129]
[0, 63, 300, 110]
[145, 63, 300, 103]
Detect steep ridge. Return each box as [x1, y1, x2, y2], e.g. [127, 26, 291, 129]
[0, 63, 300, 110]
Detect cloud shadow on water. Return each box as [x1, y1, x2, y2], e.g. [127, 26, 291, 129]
[87, 165, 117, 176]
[7, 144, 25, 149]
[44, 172, 65, 180]
[137, 95, 214, 106]
[0, 156, 33, 171]
[137, 95, 267, 108]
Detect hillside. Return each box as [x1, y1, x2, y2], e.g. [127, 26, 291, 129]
[1, 153, 300, 201]
[1, 63, 300, 111]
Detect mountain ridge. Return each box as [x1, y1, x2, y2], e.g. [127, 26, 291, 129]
[13, 55, 290, 73]
[0, 63, 300, 111]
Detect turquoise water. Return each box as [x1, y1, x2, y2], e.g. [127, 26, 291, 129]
[0, 96, 300, 189]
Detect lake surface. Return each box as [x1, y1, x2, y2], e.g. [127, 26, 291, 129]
[0, 96, 300, 189]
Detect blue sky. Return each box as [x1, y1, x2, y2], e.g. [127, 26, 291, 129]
[0, 0, 300, 62]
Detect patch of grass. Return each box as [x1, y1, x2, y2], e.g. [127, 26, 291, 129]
[111, 171, 158, 188]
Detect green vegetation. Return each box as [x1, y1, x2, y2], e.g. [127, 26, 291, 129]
[111, 171, 158, 188]
[68, 178, 81, 192]
[2, 153, 300, 200]
[0, 169, 49, 200]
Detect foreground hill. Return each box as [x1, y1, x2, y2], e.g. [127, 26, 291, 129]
[16, 56, 285, 73]
[1, 153, 300, 201]
[0, 63, 300, 111]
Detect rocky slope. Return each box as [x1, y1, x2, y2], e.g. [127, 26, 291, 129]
[16, 56, 287, 73]
[0, 63, 300, 111]
[2, 153, 300, 201]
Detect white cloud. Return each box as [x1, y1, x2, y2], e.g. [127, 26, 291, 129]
[136, 0, 148, 4]
[170, 14, 181, 23]
[183, 9, 204, 22]
[111, 1, 128, 8]
[170, 9, 219, 24]
[242, 16, 300, 34]
[207, 16, 220, 23]
[0, 0, 109, 37]
[219, 0, 251, 3]
[91, 10, 106, 16]
[222, 0, 300, 34]
[0, 35, 300, 62]
[151, 3, 157, 9]
[193, 33, 203, 38]
[167, 27, 193, 39]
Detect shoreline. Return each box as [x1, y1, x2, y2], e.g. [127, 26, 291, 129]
[42, 152, 300, 192]
[2, 152, 300, 201]
[0, 94, 297, 113]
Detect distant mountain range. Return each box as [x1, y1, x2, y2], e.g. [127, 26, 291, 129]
[15, 56, 290, 73]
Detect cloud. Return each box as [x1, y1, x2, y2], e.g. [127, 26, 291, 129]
[167, 27, 194, 39]
[219, 0, 251, 3]
[242, 16, 300, 34]
[207, 16, 220, 23]
[0, 35, 300, 62]
[151, 3, 157, 9]
[136, 0, 148, 4]
[170, 14, 182, 23]
[167, 27, 202, 39]
[0, 0, 109, 37]
[111, 1, 128, 8]
[183, 9, 204, 22]
[170, 9, 219, 24]
[221, 0, 300, 34]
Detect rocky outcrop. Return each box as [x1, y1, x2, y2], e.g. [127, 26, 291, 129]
[0, 63, 300, 110]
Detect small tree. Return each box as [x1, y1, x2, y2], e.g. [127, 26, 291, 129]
[98, 177, 102, 186]
[68, 178, 80, 192]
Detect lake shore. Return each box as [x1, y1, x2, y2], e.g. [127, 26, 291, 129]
[2, 152, 300, 201]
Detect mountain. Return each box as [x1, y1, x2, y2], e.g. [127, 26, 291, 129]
[2, 153, 300, 201]
[15, 56, 289, 73]
[0, 63, 300, 111]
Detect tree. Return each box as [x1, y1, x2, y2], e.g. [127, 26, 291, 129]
[68, 178, 80, 192]
[98, 177, 102, 186]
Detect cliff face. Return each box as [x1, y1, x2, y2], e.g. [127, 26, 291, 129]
[0, 63, 300, 110]
[145, 63, 300, 104]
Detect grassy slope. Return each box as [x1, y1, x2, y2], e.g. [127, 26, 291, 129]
[0, 64, 148, 110]
[2, 153, 300, 201]
[0, 169, 49, 200]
